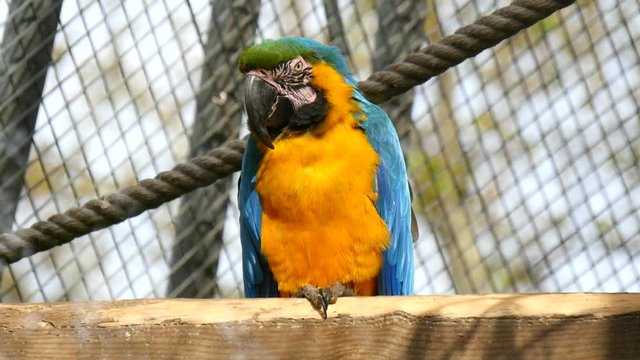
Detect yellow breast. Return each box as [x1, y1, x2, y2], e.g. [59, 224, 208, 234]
[254, 62, 390, 294]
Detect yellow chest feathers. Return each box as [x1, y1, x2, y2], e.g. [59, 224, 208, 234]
[254, 62, 390, 293]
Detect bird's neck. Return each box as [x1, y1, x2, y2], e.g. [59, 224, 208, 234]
[308, 62, 361, 133]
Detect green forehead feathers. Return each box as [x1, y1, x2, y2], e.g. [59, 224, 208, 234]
[238, 39, 315, 72]
[238, 37, 356, 86]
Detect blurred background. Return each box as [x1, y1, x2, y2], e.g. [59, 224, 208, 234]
[0, 0, 638, 302]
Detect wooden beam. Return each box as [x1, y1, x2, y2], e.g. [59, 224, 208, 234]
[0, 294, 638, 359]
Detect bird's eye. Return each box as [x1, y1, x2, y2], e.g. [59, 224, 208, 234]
[293, 61, 304, 72]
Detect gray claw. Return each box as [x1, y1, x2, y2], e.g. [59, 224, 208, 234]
[319, 289, 329, 319]
[295, 283, 355, 319]
[295, 285, 326, 318]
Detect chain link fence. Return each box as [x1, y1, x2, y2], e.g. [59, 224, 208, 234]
[0, 0, 638, 302]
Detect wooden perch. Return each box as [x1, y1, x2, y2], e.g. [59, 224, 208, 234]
[1, 293, 638, 359]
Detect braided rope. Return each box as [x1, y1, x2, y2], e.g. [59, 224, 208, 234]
[0, 0, 575, 264]
[0, 138, 245, 264]
[359, 0, 574, 103]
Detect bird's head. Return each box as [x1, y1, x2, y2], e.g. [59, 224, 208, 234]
[238, 37, 357, 149]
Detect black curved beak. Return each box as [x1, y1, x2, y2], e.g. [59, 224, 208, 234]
[244, 74, 276, 149]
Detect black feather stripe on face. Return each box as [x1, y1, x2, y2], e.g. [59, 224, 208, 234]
[286, 88, 328, 132]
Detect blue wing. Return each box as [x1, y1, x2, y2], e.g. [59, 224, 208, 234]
[357, 92, 415, 295]
[238, 137, 279, 297]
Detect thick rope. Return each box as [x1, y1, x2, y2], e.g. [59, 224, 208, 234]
[0, 0, 575, 264]
[0, 138, 245, 264]
[360, 0, 575, 103]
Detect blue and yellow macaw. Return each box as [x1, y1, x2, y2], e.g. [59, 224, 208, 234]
[237, 37, 415, 318]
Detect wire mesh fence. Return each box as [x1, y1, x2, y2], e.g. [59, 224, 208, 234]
[0, 0, 638, 303]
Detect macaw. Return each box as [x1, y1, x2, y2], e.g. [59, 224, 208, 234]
[237, 37, 415, 318]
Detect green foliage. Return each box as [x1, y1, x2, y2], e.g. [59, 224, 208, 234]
[490, 261, 539, 290]
[611, 143, 640, 169]
[408, 151, 468, 208]
[539, 13, 561, 33]
[474, 112, 497, 131]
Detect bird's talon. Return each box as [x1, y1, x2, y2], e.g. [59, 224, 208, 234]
[295, 283, 355, 319]
[319, 289, 329, 319]
[295, 285, 326, 318]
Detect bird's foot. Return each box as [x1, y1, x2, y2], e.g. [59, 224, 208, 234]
[295, 283, 355, 319]
[295, 285, 325, 318]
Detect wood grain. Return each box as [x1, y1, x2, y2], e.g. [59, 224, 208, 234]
[1, 294, 639, 359]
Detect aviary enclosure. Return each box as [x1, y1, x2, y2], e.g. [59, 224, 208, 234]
[0, 0, 638, 358]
